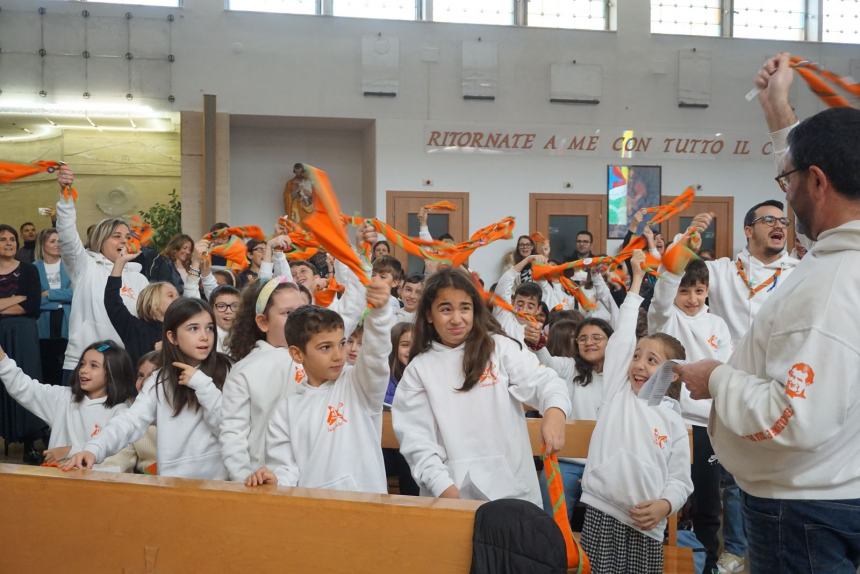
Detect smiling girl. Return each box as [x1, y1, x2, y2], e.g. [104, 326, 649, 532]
[63, 298, 232, 479]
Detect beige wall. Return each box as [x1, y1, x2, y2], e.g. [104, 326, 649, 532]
[0, 129, 180, 240]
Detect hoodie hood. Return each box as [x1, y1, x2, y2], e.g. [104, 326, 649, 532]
[809, 220, 860, 255]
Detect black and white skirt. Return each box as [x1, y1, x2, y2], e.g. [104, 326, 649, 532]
[580, 506, 663, 574]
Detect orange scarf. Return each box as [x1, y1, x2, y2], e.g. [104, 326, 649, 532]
[735, 258, 782, 299]
[0, 160, 77, 201]
[543, 448, 591, 572]
[422, 200, 457, 212]
[788, 56, 860, 109]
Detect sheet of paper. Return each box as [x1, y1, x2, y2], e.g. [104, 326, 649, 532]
[638, 360, 684, 406]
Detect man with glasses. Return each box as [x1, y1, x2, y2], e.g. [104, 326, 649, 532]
[677, 52, 860, 573]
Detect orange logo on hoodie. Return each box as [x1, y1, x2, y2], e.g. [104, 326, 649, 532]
[653, 427, 668, 449]
[91, 424, 102, 438]
[326, 402, 348, 431]
[120, 285, 137, 300]
[785, 363, 815, 399]
[479, 362, 499, 387]
[707, 335, 718, 350]
[294, 365, 305, 384]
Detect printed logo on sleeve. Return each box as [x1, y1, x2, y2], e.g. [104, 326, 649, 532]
[652, 427, 668, 449]
[478, 362, 499, 387]
[326, 402, 348, 431]
[91, 424, 102, 438]
[119, 285, 137, 300]
[294, 365, 305, 384]
[785, 363, 815, 399]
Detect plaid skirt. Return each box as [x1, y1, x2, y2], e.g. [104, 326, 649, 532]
[580, 506, 663, 574]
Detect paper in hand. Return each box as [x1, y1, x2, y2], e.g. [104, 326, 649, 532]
[638, 360, 685, 406]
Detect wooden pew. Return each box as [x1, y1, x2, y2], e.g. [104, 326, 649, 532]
[382, 411, 694, 548]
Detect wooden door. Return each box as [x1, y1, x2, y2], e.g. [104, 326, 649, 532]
[386, 191, 469, 275]
[529, 193, 607, 261]
[661, 195, 734, 258]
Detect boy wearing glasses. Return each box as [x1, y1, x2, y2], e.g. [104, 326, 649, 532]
[210, 285, 240, 354]
[647, 258, 732, 574]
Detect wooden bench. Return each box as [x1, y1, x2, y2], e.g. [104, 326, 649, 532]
[0, 463, 694, 574]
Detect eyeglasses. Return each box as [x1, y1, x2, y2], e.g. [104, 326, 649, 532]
[774, 167, 805, 193]
[749, 215, 791, 228]
[577, 334, 606, 344]
[214, 303, 238, 312]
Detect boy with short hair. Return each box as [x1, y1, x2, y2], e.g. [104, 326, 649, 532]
[371, 255, 404, 314]
[396, 274, 424, 323]
[247, 278, 393, 493]
[494, 258, 544, 344]
[647, 258, 731, 574]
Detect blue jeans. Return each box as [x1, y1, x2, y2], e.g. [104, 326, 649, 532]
[721, 466, 748, 556]
[743, 492, 860, 573]
[539, 460, 585, 522]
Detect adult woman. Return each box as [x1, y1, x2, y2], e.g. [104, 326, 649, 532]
[0, 224, 45, 461]
[509, 235, 536, 284]
[55, 165, 149, 385]
[150, 234, 194, 293]
[237, 239, 265, 289]
[33, 228, 72, 386]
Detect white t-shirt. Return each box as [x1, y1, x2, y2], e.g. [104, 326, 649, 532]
[43, 261, 61, 290]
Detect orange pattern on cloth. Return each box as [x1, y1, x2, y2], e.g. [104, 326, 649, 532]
[735, 258, 782, 299]
[422, 200, 457, 212]
[209, 236, 250, 271]
[542, 447, 591, 573]
[204, 225, 266, 243]
[642, 186, 696, 226]
[662, 228, 701, 275]
[788, 56, 860, 109]
[0, 160, 78, 201]
[558, 275, 597, 312]
[126, 215, 154, 255]
[470, 272, 538, 325]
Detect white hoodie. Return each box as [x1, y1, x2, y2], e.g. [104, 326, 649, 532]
[220, 341, 301, 481]
[493, 268, 527, 344]
[85, 369, 227, 479]
[264, 302, 394, 493]
[56, 198, 149, 370]
[0, 357, 131, 457]
[393, 334, 571, 507]
[709, 221, 860, 500]
[705, 249, 798, 344]
[648, 269, 733, 427]
[580, 293, 693, 541]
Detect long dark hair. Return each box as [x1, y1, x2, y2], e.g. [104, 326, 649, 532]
[227, 280, 302, 361]
[389, 322, 413, 382]
[71, 340, 136, 407]
[547, 320, 578, 358]
[512, 235, 535, 265]
[157, 298, 231, 416]
[572, 317, 613, 387]
[411, 268, 511, 392]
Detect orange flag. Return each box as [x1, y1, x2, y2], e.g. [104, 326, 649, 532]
[0, 160, 77, 201]
[543, 448, 591, 573]
[204, 225, 265, 242]
[210, 236, 249, 271]
[662, 228, 701, 275]
[789, 56, 859, 109]
[301, 164, 370, 286]
[422, 200, 457, 212]
[126, 216, 153, 255]
[313, 274, 345, 307]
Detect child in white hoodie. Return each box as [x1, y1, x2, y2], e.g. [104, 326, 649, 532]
[246, 277, 394, 492]
[392, 267, 571, 507]
[0, 340, 136, 468]
[580, 250, 693, 574]
[63, 298, 232, 479]
[219, 278, 306, 481]
[647, 258, 732, 572]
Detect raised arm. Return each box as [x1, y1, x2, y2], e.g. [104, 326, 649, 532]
[54, 165, 88, 283]
[0, 351, 66, 424]
[351, 278, 394, 411]
[647, 269, 682, 334]
[105, 251, 145, 345]
[601, 250, 645, 399]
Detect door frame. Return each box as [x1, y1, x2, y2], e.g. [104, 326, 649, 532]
[660, 195, 734, 258]
[385, 190, 470, 265]
[529, 193, 608, 256]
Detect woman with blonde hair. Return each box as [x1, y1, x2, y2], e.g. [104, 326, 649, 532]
[33, 228, 72, 386]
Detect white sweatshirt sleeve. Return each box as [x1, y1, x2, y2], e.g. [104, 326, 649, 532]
[713, 315, 734, 363]
[218, 369, 254, 481]
[0, 357, 66, 424]
[647, 269, 682, 334]
[592, 272, 619, 328]
[55, 197, 90, 284]
[538, 280, 562, 310]
[392, 363, 453, 496]
[85, 376, 158, 462]
[418, 225, 433, 242]
[709, 326, 859, 451]
[535, 347, 576, 382]
[199, 273, 218, 299]
[660, 417, 694, 512]
[265, 397, 300, 487]
[182, 273, 203, 299]
[330, 258, 368, 339]
[501, 340, 571, 417]
[186, 370, 223, 436]
[601, 293, 643, 400]
[351, 301, 394, 412]
[493, 268, 523, 340]
[273, 252, 292, 281]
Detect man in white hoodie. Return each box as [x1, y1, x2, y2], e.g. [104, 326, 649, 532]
[678, 53, 860, 573]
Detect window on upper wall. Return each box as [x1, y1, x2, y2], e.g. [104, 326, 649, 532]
[332, 0, 416, 20]
[650, 0, 723, 37]
[75, 0, 180, 5]
[733, 0, 807, 41]
[823, 0, 860, 44]
[228, 0, 317, 15]
[431, 0, 515, 26]
[526, 0, 610, 30]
